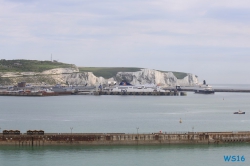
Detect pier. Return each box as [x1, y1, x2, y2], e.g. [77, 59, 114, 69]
[164, 87, 250, 93]
[0, 91, 43, 96]
[214, 89, 250, 93]
[79, 91, 187, 96]
[0, 90, 187, 96]
[1, 131, 250, 146]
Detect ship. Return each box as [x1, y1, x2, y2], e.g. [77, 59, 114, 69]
[50, 84, 75, 95]
[39, 89, 58, 96]
[194, 85, 215, 94]
[194, 80, 214, 94]
[234, 110, 245, 114]
[107, 81, 166, 92]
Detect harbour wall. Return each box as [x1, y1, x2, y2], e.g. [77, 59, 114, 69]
[165, 87, 250, 93]
[1, 131, 250, 146]
[84, 91, 186, 96]
[214, 89, 250, 93]
[0, 91, 187, 96]
[0, 91, 43, 96]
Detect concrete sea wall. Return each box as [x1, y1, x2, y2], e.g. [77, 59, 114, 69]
[1, 131, 250, 146]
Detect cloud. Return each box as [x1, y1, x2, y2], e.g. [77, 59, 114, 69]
[1, 0, 250, 83]
[1, 0, 249, 44]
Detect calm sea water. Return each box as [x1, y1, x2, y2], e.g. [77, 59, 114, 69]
[1, 84, 250, 166]
[0, 144, 249, 166]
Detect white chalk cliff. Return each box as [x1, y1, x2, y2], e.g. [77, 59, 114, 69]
[54, 68, 199, 86]
[0, 68, 199, 86]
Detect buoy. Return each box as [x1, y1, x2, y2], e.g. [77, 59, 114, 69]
[179, 118, 182, 123]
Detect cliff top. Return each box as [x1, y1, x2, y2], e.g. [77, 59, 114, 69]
[0, 59, 188, 79]
[0, 59, 75, 72]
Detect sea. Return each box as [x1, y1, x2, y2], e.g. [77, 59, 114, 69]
[0, 84, 250, 166]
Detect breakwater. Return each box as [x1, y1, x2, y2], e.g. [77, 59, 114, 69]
[79, 91, 187, 96]
[1, 131, 250, 146]
[0, 90, 187, 96]
[0, 91, 43, 96]
[164, 87, 250, 93]
[214, 89, 250, 93]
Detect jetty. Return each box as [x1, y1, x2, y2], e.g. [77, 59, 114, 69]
[0, 90, 187, 96]
[1, 131, 250, 146]
[164, 87, 250, 93]
[78, 91, 187, 96]
[0, 91, 43, 96]
[214, 89, 250, 93]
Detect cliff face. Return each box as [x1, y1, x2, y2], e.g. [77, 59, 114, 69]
[53, 68, 199, 86]
[0, 68, 199, 86]
[114, 69, 198, 86]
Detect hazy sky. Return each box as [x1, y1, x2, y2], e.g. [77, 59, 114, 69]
[1, 0, 250, 84]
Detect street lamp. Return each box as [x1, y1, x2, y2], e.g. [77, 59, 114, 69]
[192, 126, 194, 140]
[136, 127, 139, 140]
[136, 127, 139, 135]
[70, 127, 73, 135]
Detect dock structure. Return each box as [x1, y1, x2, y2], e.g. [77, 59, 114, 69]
[214, 89, 250, 93]
[0, 91, 43, 96]
[0, 90, 186, 96]
[79, 91, 185, 96]
[164, 87, 250, 93]
[1, 131, 250, 146]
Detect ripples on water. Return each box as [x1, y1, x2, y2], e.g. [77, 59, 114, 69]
[0, 144, 249, 166]
[1, 85, 250, 165]
[1, 92, 250, 133]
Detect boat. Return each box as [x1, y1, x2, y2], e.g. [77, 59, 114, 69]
[51, 84, 75, 95]
[234, 110, 245, 114]
[39, 89, 58, 96]
[194, 84, 214, 94]
[109, 81, 166, 92]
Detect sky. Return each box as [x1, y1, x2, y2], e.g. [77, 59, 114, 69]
[0, 0, 250, 84]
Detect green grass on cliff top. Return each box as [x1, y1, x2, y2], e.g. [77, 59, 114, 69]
[78, 67, 143, 79]
[79, 67, 188, 79]
[0, 59, 188, 79]
[162, 71, 188, 79]
[0, 59, 74, 72]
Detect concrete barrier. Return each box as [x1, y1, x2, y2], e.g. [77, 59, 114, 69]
[95, 91, 183, 96]
[1, 131, 249, 146]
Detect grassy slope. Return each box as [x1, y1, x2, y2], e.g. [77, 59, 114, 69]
[78, 67, 143, 79]
[0, 60, 188, 79]
[79, 67, 188, 79]
[170, 72, 188, 79]
[0, 59, 74, 72]
[156, 70, 187, 79]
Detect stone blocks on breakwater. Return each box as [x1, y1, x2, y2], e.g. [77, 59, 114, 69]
[1, 131, 250, 146]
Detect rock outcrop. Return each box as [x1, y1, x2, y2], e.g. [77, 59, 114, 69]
[0, 68, 199, 86]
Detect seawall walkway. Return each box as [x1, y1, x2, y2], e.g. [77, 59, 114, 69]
[1, 131, 250, 146]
